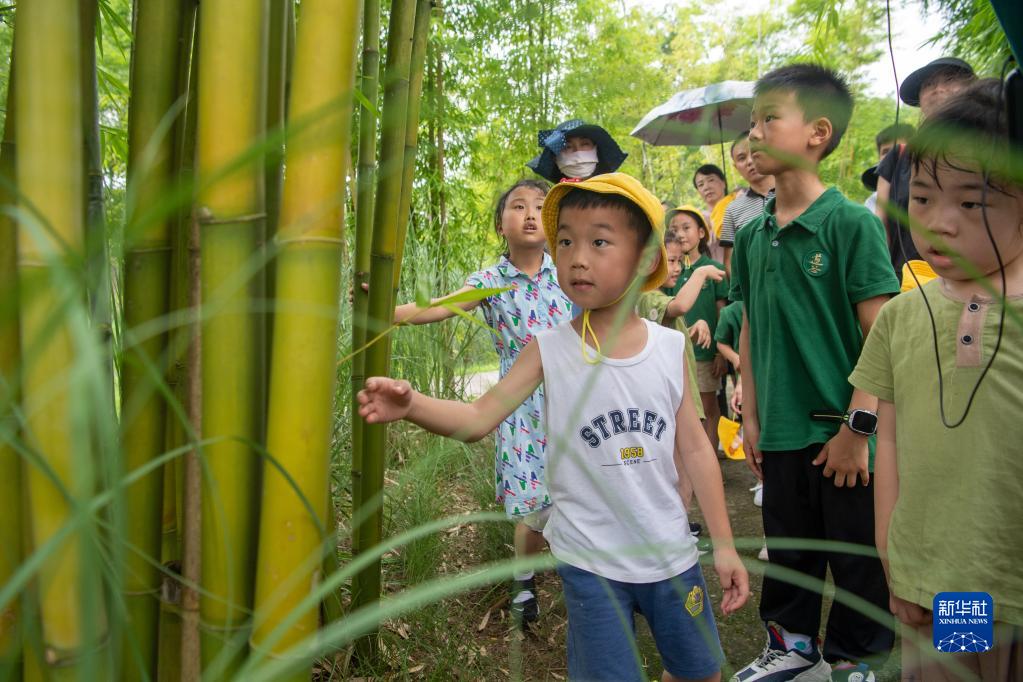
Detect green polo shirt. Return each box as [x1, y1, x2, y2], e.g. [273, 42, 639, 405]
[730, 188, 899, 453]
[714, 300, 743, 350]
[666, 254, 729, 362]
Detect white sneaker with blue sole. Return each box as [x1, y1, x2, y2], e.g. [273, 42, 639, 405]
[730, 625, 831, 681]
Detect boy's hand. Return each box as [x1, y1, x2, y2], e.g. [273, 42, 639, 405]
[357, 377, 414, 424]
[743, 417, 762, 480]
[713, 548, 750, 615]
[730, 382, 742, 415]
[711, 353, 728, 378]
[689, 319, 712, 348]
[813, 427, 869, 487]
[696, 264, 726, 282]
[890, 594, 932, 627]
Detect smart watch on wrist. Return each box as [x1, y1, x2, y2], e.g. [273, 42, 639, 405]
[809, 408, 878, 436]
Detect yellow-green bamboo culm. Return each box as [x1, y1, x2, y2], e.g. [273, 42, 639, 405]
[392, 0, 434, 290]
[251, 1, 361, 675]
[350, 0, 382, 563]
[0, 33, 21, 682]
[352, 0, 419, 661]
[160, 2, 201, 679]
[119, 1, 190, 677]
[195, 0, 268, 674]
[15, 3, 109, 677]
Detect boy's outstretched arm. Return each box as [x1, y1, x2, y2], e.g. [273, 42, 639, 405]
[673, 383, 750, 615]
[664, 265, 726, 320]
[358, 339, 543, 442]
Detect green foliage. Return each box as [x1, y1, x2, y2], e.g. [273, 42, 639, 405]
[924, 0, 1014, 74]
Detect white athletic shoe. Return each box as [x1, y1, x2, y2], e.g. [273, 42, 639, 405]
[730, 625, 831, 681]
[751, 482, 764, 507]
[758, 544, 769, 561]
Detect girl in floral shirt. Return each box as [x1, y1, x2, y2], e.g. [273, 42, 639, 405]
[393, 179, 573, 626]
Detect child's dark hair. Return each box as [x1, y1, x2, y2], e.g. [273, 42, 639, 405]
[664, 230, 681, 247]
[875, 123, 915, 153]
[755, 63, 853, 159]
[908, 79, 1018, 192]
[558, 188, 652, 245]
[692, 164, 728, 193]
[494, 178, 550, 233]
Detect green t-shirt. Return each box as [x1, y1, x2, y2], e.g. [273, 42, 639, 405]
[730, 188, 899, 452]
[665, 254, 728, 362]
[714, 300, 743, 350]
[636, 290, 704, 420]
[850, 281, 1023, 625]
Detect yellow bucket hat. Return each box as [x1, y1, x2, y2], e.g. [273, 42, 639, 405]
[664, 204, 710, 267]
[542, 172, 668, 292]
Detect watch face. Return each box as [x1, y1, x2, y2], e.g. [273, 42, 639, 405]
[849, 410, 878, 434]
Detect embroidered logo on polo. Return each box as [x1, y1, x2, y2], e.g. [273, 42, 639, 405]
[802, 249, 830, 277]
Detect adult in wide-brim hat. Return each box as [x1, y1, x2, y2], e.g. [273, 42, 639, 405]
[899, 57, 974, 107]
[525, 119, 628, 183]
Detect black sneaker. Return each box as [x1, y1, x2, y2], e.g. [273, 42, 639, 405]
[509, 577, 539, 628]
[689, 522, 703, 537]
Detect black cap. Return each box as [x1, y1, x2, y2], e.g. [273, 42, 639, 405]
[861, 165, 878, 192]
[899, 57, 974, 106]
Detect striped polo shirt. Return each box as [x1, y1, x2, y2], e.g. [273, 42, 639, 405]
[718, 186, 774, 246]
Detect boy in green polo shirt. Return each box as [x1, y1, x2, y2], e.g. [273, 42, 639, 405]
[851, 80, 1023, 681]
[729, 64, 900, 682]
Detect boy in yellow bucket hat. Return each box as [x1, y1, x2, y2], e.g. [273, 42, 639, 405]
[360, 172, 749, 681]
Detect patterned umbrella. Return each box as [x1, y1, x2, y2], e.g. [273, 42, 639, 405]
[630, 80, 755, 147]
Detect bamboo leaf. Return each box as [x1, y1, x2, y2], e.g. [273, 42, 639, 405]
[435, 285, 509, 305]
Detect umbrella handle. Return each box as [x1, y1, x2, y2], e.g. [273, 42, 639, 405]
[718, 107, 729, 190]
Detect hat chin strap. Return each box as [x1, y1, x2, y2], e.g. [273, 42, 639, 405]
[579, 286, 634, 365]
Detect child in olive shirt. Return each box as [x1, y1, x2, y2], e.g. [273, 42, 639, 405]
[729, 64, 899, 682]
[851, 80, 1023, 682]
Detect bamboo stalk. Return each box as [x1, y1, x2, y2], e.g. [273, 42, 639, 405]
[81, 0, 113, 371]
[0, 32, 21, 682]
[352, 0, 419, 662]
[350, 0, 382, 550]
[195, 0, 268, 674]
[120, 1, 189, 676]
[160, 2, 201, 679]
[15, 2, 109, 676]
[392, 0, 434, 290]
[251, 2, 360, 674]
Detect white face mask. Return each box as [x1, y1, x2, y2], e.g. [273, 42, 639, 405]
[555, 148, 599, 179]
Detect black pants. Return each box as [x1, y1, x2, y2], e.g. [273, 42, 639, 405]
[760, 443, 894, 664]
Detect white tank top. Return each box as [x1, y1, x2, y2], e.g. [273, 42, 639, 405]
[536, 319, 699, 583]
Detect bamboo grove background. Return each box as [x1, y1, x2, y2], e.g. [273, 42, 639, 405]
[0, 0, 1010, 680]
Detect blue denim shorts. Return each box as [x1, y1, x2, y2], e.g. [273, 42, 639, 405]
[557, 561, 723, 681]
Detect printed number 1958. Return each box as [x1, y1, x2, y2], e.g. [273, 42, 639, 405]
[620, 447, 644, 460]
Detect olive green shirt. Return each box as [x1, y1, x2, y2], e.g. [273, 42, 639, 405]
[850, 281, 1023, 625]
[714, 300, 743, 351]
[636, 291, 705, 420]
[730, 188, 899, 452]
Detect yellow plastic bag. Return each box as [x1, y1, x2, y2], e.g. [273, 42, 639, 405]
[717, 416, 745, 460]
